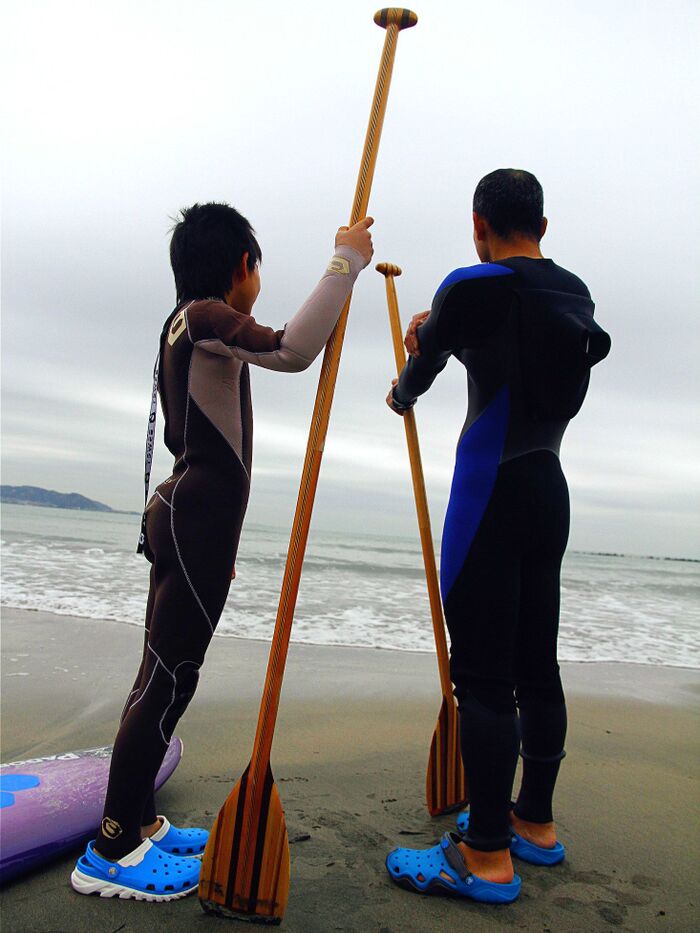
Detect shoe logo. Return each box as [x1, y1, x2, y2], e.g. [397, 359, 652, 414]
[101, 817, 123, 839]
[108, 866, 118, 877]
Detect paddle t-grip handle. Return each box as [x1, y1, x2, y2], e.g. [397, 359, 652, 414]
[376, 261, 403, 278]
[374, 8, 418, 29]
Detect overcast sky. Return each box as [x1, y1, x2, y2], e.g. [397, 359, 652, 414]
[2, 0, 699, 558]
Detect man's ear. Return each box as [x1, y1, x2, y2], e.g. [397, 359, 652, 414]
[540, 217, 548, 240]
[233, 252, 250, 282]
[473, 212, 488, 242]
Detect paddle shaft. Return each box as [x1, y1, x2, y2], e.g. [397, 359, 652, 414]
[380, 268, 452, 697]
[236, 13, 415, 886]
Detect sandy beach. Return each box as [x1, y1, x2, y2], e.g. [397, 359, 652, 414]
[1, 607, 699, 932]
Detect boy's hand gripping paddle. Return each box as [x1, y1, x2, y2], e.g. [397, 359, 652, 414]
[199, 9, 417, 923]
[376, 263, 468, 817]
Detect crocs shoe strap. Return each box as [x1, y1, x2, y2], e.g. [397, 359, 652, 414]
[83, 838, 152, 878]
[149, 816, 171, 843]
[440, 832, 470, 882]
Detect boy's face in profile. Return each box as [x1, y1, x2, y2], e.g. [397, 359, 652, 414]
[228, 253, 261, 316]
[241, 261, 261, 314]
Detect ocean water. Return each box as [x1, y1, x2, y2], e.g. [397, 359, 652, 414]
[1, 503, 698, 669]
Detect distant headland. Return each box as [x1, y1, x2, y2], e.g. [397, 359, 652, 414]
[1, 485, 115, 512]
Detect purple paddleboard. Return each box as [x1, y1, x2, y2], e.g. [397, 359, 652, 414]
[0, 737, 182, 884]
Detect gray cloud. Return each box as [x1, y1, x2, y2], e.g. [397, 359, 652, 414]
[2, 0, 699, 558]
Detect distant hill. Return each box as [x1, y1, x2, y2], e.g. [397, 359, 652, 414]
[0, 485, 114, 512]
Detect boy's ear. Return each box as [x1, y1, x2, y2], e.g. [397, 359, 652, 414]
[233, 252, 250, 282]
[473, 212, 488, 242]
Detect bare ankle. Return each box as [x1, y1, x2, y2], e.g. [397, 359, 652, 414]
[511, 812, 557, 848]
[141, 817, 163, 838]
[457, 841, 514, 884]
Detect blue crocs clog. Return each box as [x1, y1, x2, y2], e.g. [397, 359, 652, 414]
[386, 832, 521, 904]
[149, 815, 209, 857]
[70, 838, 200, 901]
[456, 810, 565, 866]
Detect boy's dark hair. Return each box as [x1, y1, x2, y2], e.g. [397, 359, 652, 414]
[169, 202, 262, 302]
[473, 169, 544, 240]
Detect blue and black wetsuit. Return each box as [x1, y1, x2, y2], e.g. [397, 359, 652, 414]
[394, 257, 608, 852]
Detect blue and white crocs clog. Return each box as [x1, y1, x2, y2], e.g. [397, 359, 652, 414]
[70, 838, 200, 901]
[149, 815, 209, 857]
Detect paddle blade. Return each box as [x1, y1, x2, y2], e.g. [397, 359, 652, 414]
[199, 764, 290, 924]
[426, 695, 468, 816]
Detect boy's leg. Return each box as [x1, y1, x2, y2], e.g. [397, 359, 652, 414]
[95, 576, 211, 859]
[96, 653, 197, 857]
[95, 491, 234, 860]
[113, 571, 162, 835]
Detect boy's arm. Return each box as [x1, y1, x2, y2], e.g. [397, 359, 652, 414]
[234, 245, 366, 372]
[188, 217, 373, 369]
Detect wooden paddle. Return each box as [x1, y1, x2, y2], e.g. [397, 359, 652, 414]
[199, 9, 418, 923]
[376, 262, 468, 817]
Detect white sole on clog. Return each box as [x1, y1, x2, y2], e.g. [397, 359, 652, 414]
[70, 866, 197, 901]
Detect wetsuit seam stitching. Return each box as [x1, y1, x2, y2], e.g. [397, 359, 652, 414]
[120, 688, 139, 721]
[183, 306, 194, 343]
[155, 490, 173, 510]
[158, 659, 201, 747]
[240, 345, 310, 365]
[124, 654, 161, 718]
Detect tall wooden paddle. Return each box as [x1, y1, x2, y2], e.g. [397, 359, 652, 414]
[199, 9, 418, 923]
[376, 263, 468, 817]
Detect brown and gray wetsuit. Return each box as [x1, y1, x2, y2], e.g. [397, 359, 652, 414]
[97, 245, 365, 858]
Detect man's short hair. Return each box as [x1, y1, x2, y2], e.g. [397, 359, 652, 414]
[170, 202, 262, 302]
[473, 169, 544, 240]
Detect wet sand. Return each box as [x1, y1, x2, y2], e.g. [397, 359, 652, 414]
[1, 608, 699, 932]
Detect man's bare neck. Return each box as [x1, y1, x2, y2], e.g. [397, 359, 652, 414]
[488, 237, 544, 262]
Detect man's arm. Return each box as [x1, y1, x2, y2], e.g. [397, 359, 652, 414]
[390, 301, 451, 412]
[387, 262, 516, 414]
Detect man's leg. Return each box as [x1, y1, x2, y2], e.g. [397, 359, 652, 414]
[513, 451, 570, 846]
[445, 466, 523, 877]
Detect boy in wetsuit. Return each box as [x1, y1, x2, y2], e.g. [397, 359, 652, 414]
[384, 170, 609, 903]
[71, 203, 374, 901]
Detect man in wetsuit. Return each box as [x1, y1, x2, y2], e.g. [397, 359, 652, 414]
[71, 202, 374, 901]
[385, 169, 609, 904]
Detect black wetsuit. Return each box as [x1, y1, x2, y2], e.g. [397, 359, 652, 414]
[394, 257, 608, 851]
[96, 247, 364, 859]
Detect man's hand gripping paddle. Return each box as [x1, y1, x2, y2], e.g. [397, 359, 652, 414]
[376, 263, 468, 817]
[198, 9, 418, 924]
